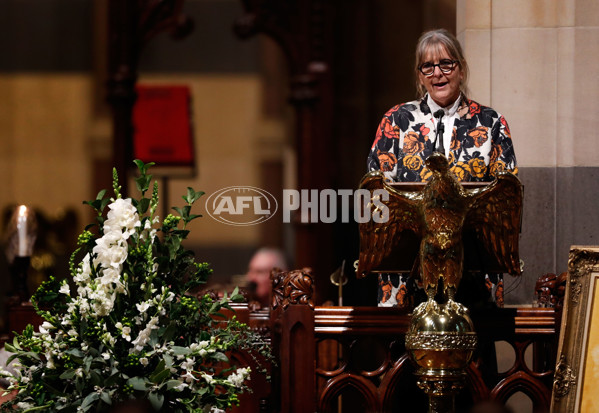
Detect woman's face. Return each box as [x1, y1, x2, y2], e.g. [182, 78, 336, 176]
[418, 44, 463, 108]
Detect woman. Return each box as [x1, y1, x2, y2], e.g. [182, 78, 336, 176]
[368, 29, 517, 183]
[369, 29, 516, 308]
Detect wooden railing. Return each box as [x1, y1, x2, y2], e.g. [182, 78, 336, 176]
[268, 269, 560, 413]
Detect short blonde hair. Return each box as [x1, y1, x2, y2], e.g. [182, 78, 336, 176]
[414, 29, 469, 99]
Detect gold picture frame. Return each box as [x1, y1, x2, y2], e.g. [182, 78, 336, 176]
[552, 246, 599, 412]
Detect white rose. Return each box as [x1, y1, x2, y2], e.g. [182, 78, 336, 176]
[93, 237, 128, 269]
[104, 198, 140, 238]
[99, 267, 119, 285]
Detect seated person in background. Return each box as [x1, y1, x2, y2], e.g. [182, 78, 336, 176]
[368, 28, 517, 309]
[246, 247, 288, 309]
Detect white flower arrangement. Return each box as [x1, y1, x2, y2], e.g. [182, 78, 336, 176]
[0, 161, 269, 412]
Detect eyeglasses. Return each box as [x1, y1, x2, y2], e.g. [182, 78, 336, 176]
[418, 59, 458, 76]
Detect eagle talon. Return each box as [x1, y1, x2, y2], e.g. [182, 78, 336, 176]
[446, 299, 468, 316]
[413, 298, 439, 318]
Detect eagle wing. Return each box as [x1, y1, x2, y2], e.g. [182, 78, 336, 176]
[465, 172, 523, 276]
[356, 171, 423, 278]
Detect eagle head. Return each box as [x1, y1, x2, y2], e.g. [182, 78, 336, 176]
[425, 152, 450, 173]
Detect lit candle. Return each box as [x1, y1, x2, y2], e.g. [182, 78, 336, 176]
[17, 205, 28, 256]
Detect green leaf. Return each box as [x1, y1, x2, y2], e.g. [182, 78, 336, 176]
[59, 370, 76, 380]
[183, 188, 205, 205]
[66, 348, 84, 357]
[138, 197, 151, 214]
[13, 351, 41, 361]
[150, 368, 171, 384]
[171, 346, 191, 356]
[212, 352, 229, 362]
[168, 237, 182, 260]
[172, 206, 185, 217]
[209, 301, 221, 314]
[89, 370, 102, 386]
[83, 199, 98, 209]
[9, 338, 21, 351]
[22, 405, 52, 412]
[165, 379, 182, 391]
[148, 392, 164, 411]
[104, 372, 121, 387]
[133, 159, 146, 173]
[151, 359, 166, 376]
[99, 391, 112, 405]
[133, 159, 155, 176]
[162, 323, 177, 343]
[127, 376, 147, 391]
[76, 376, 84, 393]
[135, 176, 151, 194]
[150, 359, 170, 383]
[99, 198, 110, 211]
[163, 354, 174, 369]
[39, 380, 67, 397]
[5, 353, 19, 365]
[80, 392, 100, 411]
[83, 356, 92, 373]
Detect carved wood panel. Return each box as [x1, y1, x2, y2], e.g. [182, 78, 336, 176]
[265, 270, 559, 412]
[312, 308, 556, 412]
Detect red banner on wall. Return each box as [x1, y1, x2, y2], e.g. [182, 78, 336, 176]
[133, 85, 195, 175]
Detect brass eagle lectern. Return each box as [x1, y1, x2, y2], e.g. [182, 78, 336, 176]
[357, 152, 523, 413]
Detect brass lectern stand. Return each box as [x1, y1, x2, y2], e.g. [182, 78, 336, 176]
[356, 153, 523, 413]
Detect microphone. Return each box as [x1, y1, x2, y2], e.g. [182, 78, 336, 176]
[433, 109, 445, 154]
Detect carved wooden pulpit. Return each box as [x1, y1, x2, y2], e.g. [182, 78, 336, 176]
[266, 268, 558, 412]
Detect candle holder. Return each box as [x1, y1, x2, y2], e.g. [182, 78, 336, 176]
[5, 205, 37, 302]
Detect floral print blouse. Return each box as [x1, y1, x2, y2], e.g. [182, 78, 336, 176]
[368, 95, 517, 182]
[368, 95, 516, 309]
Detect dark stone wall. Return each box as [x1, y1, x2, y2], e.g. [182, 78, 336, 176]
[139, 0, 259, 73]
[0, 0, 93, 72]
[0, 0, 258, 73]
[505, 166, 599, 305]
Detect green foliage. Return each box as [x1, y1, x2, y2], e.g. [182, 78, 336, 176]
[0, 161, 270, 413]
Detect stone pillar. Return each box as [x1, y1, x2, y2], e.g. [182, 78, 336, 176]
[457, 0, 599, 304]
